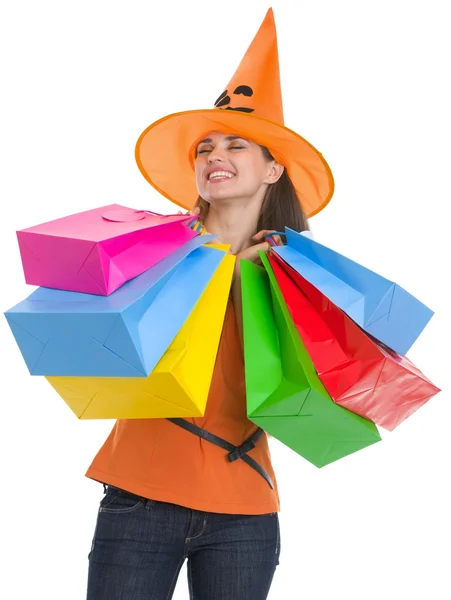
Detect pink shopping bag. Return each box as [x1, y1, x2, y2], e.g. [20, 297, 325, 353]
[17, 204, 199, 295]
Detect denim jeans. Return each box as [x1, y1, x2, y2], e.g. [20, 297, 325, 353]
[86, 485, 281, 600]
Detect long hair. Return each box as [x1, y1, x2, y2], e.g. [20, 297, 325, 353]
[194, 145, 310, 234]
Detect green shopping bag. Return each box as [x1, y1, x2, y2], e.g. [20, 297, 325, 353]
[241, 254, 381, 467]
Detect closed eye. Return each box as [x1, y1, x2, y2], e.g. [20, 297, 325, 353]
[196, 144, 245, 155]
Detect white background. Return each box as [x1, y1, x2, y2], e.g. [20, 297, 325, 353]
[0, 1, 449, 598]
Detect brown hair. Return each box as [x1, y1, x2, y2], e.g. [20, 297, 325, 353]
[195, 146, 309, 235]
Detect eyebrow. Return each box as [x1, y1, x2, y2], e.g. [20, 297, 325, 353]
[197, 135, 247, 145]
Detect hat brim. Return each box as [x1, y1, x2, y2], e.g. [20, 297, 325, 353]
[135, 109, 334, 218]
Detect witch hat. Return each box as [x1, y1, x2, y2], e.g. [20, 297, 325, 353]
[135, 8, 334, 217]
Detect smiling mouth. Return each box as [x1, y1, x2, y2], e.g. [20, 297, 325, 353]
[208, 171, 235, 181]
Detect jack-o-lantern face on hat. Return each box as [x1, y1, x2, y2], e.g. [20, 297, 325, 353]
[210, 15, 285, 125]
[214, 86, 255, 113]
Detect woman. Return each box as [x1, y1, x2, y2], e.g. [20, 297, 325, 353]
[86, 9, 333, 600]
[194, 132, 309, 343]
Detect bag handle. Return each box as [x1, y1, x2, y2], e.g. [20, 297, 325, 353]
[187, 218, 206, 234]
[101, 208, 196, 224]
[264, 231, 287, 247]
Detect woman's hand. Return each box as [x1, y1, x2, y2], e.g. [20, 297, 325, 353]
[178, 207, 201, 218]
[235, 230, 283, 268]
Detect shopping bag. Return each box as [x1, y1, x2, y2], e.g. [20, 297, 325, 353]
[45, 253, 235, 419]
[272, 228, 434, 355]
[5, 235, 222, 377]
[17, 204, 200, 295]
[267, 252, 441, 431]
[241, 256, 381, 468]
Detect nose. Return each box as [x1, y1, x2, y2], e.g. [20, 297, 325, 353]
[207, 146, 226, 163]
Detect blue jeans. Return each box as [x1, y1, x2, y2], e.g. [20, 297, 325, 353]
[86, 485, 281, 600]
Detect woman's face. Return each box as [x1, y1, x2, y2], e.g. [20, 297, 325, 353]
[194, 131, 279, 205]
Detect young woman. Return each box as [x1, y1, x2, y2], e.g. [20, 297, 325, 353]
[85, 131, 309, 600]
[86, 9, 333, 600]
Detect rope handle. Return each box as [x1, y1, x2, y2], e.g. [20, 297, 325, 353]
[101, 208, 196, 224]
[264, 231, 287, 247]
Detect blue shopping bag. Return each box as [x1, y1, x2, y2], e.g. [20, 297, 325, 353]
[5, 234, 224, 377]
[272, 228, 434, 355]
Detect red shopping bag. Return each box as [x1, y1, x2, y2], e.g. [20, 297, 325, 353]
[267, 252, 440, 431]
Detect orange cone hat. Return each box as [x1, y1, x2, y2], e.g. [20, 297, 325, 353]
[135, 8, 334, 217]
[213, 7, 284, 123]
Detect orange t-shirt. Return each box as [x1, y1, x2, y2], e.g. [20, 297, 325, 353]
[85, 298, 280, 515]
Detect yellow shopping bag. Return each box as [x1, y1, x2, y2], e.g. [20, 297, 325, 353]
[46, 253, 235, 419]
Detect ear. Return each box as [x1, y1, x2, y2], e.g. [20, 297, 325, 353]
[264, 161, 284, 185]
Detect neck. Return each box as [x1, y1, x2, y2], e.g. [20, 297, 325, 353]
[203, 195, 264, 255]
